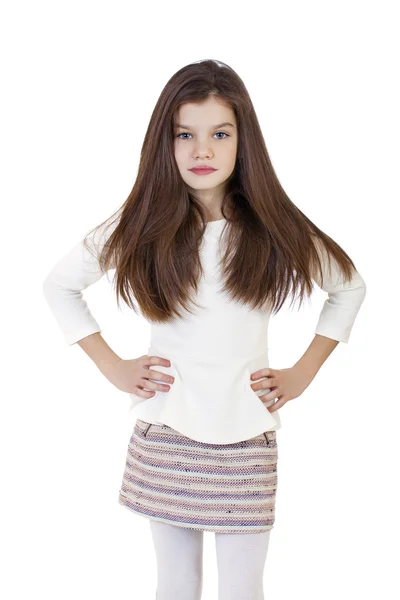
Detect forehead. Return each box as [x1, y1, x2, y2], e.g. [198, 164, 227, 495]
[173, 98, 236, 128]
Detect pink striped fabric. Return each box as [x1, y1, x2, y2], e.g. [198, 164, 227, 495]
[118, 418, 278, 534]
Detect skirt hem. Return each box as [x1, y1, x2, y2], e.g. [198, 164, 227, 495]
[118, 494, 275, 535]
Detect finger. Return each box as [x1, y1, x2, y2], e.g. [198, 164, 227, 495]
[139, 378, 171, 393]
[143, 356, 171, 369]
[145, 369, 175, 384]
[251, 368, 275, 381]
[268, 397, 286, 412]
[262, 395, 281, 411]
[133, 386, 158, 398]
[251, 376, 277, 391]
[261, 388, 282, 402]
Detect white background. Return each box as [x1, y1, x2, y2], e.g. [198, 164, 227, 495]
[1, 0, 398, 598]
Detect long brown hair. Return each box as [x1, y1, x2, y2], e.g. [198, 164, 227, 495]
[84, 58, 358, 323]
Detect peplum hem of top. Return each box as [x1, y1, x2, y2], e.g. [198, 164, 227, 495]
[126, 346, 281, 444]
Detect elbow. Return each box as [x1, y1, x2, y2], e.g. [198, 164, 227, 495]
[42, 275, 51, 296]
[358, 277, 367, 303]
[42, 273, 55, 297]
[351, 271, 367, 303]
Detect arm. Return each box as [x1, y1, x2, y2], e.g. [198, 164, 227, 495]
[42, 211, 121, 349]
[43, 219, 170, 396]
[77, 331, 122, 378]
[294, 238, 367, 379]
[293, 334, 339, 381]
[251, 237, 367, 411]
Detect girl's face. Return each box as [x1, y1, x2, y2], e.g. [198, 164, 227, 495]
[173, 96, 238, 207]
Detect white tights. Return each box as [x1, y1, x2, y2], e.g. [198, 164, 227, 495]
[149, 519, 271, 600]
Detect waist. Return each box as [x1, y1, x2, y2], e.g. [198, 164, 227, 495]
[147, 344, 269, 366]
[149, 314, 270, 361]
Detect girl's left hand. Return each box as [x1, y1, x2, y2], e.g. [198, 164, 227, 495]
[249, 366, 314, 412]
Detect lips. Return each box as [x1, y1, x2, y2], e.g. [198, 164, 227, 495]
[189, 167, 217, 174]
[189, 166, 216, 170]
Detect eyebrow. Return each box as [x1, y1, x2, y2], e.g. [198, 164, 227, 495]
[174, 122, 235, 130]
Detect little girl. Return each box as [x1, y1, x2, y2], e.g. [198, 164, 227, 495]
[43, 59, 367, 600]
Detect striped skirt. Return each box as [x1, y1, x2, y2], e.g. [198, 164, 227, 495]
[118, 418, 278, 534]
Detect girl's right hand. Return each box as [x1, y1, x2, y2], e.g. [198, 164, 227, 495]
[105, 354, 175, 397]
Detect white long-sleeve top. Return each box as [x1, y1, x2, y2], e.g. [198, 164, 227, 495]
[43, 217, 367, 444]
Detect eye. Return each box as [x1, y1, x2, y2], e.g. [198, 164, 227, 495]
[176, 132, 230, 140]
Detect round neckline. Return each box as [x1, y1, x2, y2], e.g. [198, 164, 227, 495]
[203, 217, 227, 239]
[205, 218, 226, 227]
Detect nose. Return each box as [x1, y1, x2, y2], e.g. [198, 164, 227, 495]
[194, 151, 213, 160]
[193, 142, 213, 158]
